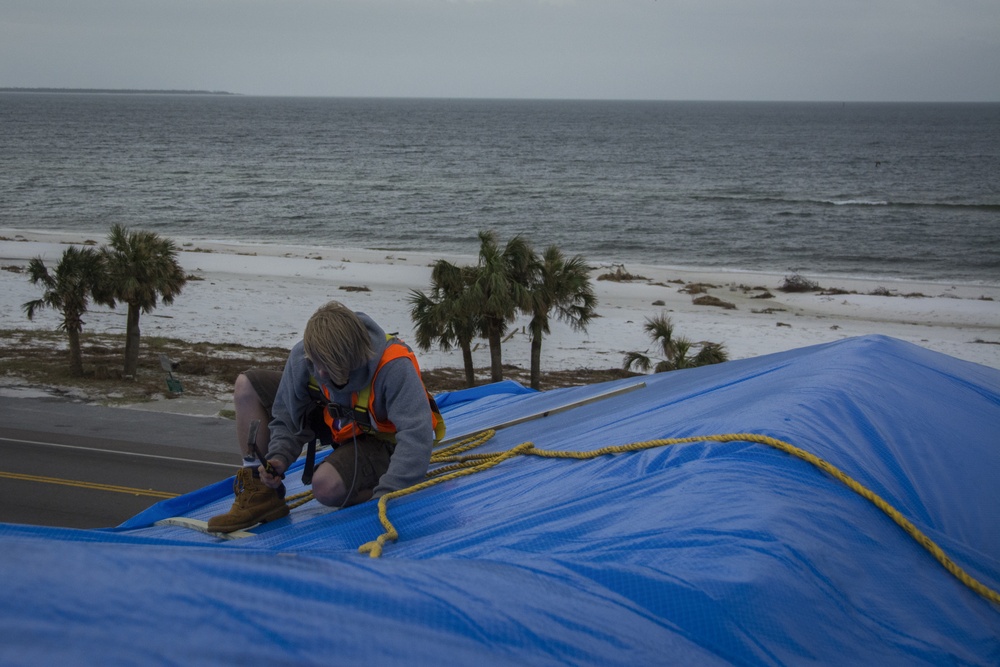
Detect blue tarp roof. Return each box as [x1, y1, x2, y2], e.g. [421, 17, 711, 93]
[3, 335, 999, 665]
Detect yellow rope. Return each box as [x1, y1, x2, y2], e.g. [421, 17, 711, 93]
[0, 471, 178, 499]
[355, 430, 1000, 607]
[285, 490, 314, 510]
[280, 431, 502, 511]
[358, 441, 534, 558]
[433, 429, 497, 458]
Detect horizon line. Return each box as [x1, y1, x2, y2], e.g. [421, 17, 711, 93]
[1, 87, 997, 105]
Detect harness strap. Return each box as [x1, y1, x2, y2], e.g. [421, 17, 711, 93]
[317, 337, 446, 446]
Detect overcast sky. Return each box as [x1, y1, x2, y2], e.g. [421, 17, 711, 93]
[2, 0, 997, 102]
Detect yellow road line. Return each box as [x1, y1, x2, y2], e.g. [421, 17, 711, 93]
[0, 471, 179, 499]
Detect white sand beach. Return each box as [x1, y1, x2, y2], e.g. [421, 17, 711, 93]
[2, 228, 999, 377]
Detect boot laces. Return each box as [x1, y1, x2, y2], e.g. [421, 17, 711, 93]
[233, 468, 254, 503]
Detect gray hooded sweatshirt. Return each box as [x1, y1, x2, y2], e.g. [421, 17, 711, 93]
[266, 312, 435, 498]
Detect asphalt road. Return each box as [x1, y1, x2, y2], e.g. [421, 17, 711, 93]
[0, 395, 241, 529]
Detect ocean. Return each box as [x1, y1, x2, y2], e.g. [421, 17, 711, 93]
[1, 93, 998, 284]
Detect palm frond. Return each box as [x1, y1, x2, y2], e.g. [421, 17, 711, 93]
[622, 351, 653, 373]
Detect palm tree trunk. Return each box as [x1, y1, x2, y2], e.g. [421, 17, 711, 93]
[461, 340, 476, 388]
[123, 303, 142, 379]
[67, 328, 84, 377]
[487, 322, 504, 383]
[529, 324, 543, 390]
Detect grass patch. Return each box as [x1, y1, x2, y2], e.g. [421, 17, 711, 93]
[0, 328, 637, 401]
[0, 329, 288, 404]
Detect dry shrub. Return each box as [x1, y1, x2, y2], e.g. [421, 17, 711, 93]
[680, 282, 718, 294]
[597, 265, 647, 282]
[778, 274, 821, 293]
[692, 295, 736, 310]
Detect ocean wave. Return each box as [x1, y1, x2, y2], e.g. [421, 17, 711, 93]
[825, 199, 888, 206]
[827, 199, 1000, 211]
[3, 96, 997, 285]
[695, 194, 999, 211]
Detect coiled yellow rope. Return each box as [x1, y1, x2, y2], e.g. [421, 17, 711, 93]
[355, 430, 1000, 607]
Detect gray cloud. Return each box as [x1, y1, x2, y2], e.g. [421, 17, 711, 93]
[1, 0, 997, 101]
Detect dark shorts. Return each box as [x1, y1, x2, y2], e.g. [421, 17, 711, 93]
[242, 368, 394, 505]
[322, 436, 395, 506]
[244, 369, 284, 413]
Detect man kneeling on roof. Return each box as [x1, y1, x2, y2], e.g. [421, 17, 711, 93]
[208, 300, 445, 533]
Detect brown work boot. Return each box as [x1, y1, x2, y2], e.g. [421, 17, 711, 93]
[207, 467, 289, 533]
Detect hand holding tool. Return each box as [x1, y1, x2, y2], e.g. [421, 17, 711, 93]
[247, 419, 284, 479]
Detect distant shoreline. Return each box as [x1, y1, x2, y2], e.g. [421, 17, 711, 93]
[0, 88, 238, 96]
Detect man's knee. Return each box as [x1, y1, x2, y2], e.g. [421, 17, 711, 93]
[234, 372, 256, 402]
[236, 370, 281, 413]
[311, 463, 347, 507]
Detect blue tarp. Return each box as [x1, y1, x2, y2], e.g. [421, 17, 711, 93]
[2, 335, 999, 665]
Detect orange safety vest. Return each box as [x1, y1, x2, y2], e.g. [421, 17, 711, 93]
[317, 338, 445, 445]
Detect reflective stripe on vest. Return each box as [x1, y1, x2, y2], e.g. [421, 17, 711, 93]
[320, 338, 445, 445]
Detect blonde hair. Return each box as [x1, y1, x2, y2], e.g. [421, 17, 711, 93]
[303, 301, 373, 377]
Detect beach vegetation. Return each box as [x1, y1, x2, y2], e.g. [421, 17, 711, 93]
[622, 313, 729, 373]
[526, 245, 597, 390]
[470, 230, 538, 384]
[409, 259, 482, 387]
[409, 231, 598, 388]
[0, 327, 638, 404]
[779, 274, 821, 293]
[680, 282, 719, 294]
[95, 224, 187, 379]
[21, 246, 108, 376]
[692, 295, 737, 309]
[597, 264, 646, 282]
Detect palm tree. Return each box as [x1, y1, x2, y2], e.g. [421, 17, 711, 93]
[623, 313, 678, 373]
[526, 245, 597, 390]
[470, 230, 537, 383]
[668, 337, 696, 371]
[694, 342, 729, 367]
[409, 259, 481, 387]
[622, 313, 729, 373]
[97, 224, 187, 378]
[22, 246, 106, 376]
